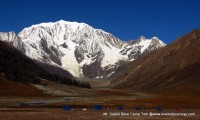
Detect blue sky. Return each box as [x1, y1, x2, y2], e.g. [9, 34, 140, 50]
[0, 0, 200, 44]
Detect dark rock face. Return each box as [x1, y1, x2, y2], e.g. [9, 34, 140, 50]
[74, 48, 85, 63]
[111, 29, 200, 91]
[40, 38, 62, 66]
[82, 58, 129, 80]
[81, 51, 104, 79]
[60, 43, 68, 48]
[82, 60, 103, 79]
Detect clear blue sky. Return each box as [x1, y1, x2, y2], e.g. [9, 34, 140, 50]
[0, 0, 200, 44]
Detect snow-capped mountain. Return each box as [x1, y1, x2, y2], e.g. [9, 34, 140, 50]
[121, 36, 166, 60]
[0, 20, 166, 79]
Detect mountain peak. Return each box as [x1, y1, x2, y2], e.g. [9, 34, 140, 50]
[56, 20, 89, 27]
[150, 37, 166, 46]
[19, 20, 111, 38]
[152, 36, 159, 39]
[138, 36, 146, 41]
[22, 20, 89, 31]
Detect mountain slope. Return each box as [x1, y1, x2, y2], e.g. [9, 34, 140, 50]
[111, 29, 200, 91]
[1, 20, 165, 79]
[0, 40, 91, 88]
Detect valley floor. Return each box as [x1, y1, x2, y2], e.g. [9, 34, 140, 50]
[0, 78, 200, 120]
[0, 108, 200, 120]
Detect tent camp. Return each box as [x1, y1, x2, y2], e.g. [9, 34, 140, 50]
[63, 105, 72, 110]
[118, 106, 125, 110]
[93, 105, 102, 110]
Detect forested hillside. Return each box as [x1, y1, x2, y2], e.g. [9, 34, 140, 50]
[0, 41, 91, 89]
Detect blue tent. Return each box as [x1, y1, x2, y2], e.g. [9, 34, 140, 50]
[19, 102, 29, 106]
[118, 106, 125, 110]
[93, 105, 102, 110]
[135, 106, 142, 110]
[63, 105, 71, 110]
[156, 106, 163, 111]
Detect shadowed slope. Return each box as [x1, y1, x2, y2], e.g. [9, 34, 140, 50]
[0, 40, 91, 88]
[111, 29, 200, 92]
